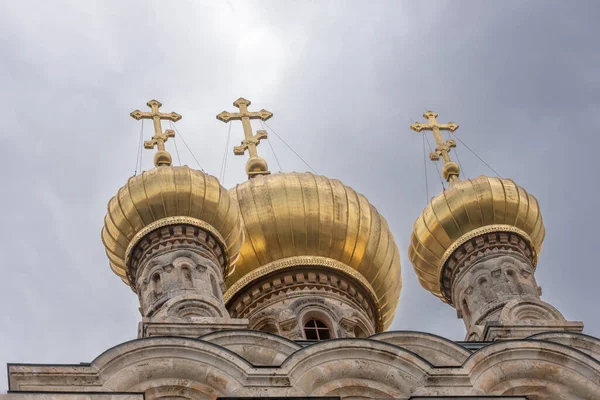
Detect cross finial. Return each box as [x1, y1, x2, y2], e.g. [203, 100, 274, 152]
[130, 100, 182, 167]
[216, 97, 273, 179]
[411, 111, 461, 185]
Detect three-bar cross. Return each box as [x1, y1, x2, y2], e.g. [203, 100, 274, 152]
[130, 100, 182, 167]
[411, 111, 461, 184]
[217, 97, 273, 178]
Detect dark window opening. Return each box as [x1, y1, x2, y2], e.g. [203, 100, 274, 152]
[303, 319, 331, 341]
[152, 273, 163, 295]
[181, 266, 193, 288]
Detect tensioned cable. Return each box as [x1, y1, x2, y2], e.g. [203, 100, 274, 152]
[220, 123, 232, 183]
[424, 133, 446, 189]
[422, 131, 429, 203]
[262, 121, 317, 174]
[446, 131, 466, 178]
[134, 119, 145, 175]
[173, 137, 182, 166]
[260, 120, 283, 172]
[169, 121, 205, 172]
[449, 131, 501, 178]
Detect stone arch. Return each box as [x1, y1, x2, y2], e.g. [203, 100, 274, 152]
[200, 330, 300, 366]
[181, 265, 193, 289]
[499, 299, 565, 322]
[91, 337, 252, 396]
[528, 332, 600, 360]
[476, 273, 494, 303]
[294, 302, 337, 339]
[151, 271, 163, 295]
[313, 378, 401, 398]
[371, 331, 470, 366]
[504, 266, 521, 294]
[157, 294, 227, 319]
[464, 340, 600, 398]
[282, 339, 431, 397]
[353, 324, 367, 338]
[255, 320, 280, 335]
[135, 380, 220, 400]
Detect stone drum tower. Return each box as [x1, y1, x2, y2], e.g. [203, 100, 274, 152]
[408, 111, 583, 341]
[102, 100, 248, 337]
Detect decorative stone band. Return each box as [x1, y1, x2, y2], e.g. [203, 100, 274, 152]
[224, 256, 383, 331]
[440, 225, 537, 304]
[124, 216, 229, 286]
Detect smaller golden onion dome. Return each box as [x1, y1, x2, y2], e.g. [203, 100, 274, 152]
[101, 166, 243, 286]
[408, 175, 545, 302]
[225, 172, 402, 330]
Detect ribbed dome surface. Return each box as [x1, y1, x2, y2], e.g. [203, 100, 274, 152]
[409, 175, 545, 300]
[227, 172, 401, 329]
[101, 166, 243, 284]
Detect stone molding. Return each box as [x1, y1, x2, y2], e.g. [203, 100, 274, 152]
[139, 318, 249, 338]
[128, 223, 226, 287]
[224, 256, 379, 311]
[8, 332, 600, 399]
[226, 266, 379, 332]
[482, 320, 585, 341]
[528, 331, 600, 360]
[442, 231, 534, 304]
[134, 248, 229, 319]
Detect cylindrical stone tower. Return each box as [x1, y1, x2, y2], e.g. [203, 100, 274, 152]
[101, 166, 248, 337]
[101, 100, 247, 338]
[408, 111, 583, 341]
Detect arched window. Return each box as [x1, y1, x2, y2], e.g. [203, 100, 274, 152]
[478, 276, 494, 302]
[181, 266, 193, 289]
[506, 268, 522, 294]
[303, 319, 331, 341]
[152, 272, 163, 295]
[210, 274, 220, 299]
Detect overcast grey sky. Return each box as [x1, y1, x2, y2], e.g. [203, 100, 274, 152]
[1, 0, 599, 390]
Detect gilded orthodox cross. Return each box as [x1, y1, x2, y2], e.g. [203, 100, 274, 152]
[143, 129, 175, 154]
[130, 99, 182, 167]
[217, 97, 272, 178]
[411, 111, 461, 184]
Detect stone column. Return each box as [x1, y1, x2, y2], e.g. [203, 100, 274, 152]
[129, 224, 248, 338]
[444, 231, 582, 341]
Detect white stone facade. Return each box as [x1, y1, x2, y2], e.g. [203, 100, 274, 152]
[6, 330, 600, 399]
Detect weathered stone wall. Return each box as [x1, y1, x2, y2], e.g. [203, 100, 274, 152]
[132, 226, 229, 321]
[227, 267, 378, 339]
[7, 331, 600, 399]
[0, 395, 142, 400]
[444, 232, 582, 340]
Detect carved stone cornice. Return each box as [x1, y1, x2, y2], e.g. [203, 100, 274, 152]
[128, 222, 226, 287]
[442, 231, 535, 304]
[226, 266, 380, 331]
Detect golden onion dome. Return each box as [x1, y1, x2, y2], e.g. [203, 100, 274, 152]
[224, 172, 402, 330]
[408, 175, 545, 302]
[101, 165, 243, 286]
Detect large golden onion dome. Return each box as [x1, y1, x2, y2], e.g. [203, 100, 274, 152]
[101, 165, 243, 286]
[224, 172, 402, 330]
[408, 175, 545, 302]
